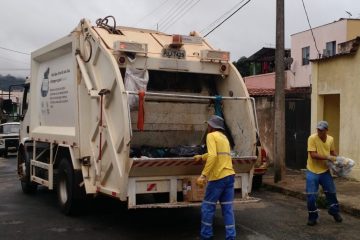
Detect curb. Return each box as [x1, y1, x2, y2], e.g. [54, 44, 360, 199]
[262, 183, 360, 218]
[262, 183, 306, 201]
[341, 205, 360, 218]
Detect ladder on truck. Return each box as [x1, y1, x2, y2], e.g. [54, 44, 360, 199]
[29, 142, 56, 189]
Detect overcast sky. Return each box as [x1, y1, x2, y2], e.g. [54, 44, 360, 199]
[0, 0, 359, 77]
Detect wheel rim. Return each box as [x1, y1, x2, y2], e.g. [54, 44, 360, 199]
[59, 178, 68, 204]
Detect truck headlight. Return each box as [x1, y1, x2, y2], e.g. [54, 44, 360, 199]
[0, 139, 4, 145]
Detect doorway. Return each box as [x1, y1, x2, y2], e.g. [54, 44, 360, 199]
[285, 98, 311, 169]
[323, 94, 340, 153]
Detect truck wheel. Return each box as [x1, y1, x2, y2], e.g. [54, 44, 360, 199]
[252, 175, 263, 190]
[57, 159, 84, 215]
[19, 150, 37, 194]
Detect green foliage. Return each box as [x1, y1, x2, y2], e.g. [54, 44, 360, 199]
[250, 62, 262, 75]
[233, 56, 251, 77]
[316, 190, 327, 209]
[0, 74, 26, 91]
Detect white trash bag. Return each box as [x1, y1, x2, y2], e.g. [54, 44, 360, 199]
[124, 66, 149, 110]
[328, 156, 355, 177]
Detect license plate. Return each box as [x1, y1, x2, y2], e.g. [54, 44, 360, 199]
[162, 47, 186, 59]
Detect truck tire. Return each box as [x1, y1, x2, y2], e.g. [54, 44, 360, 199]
[19, 150, 37, 194]
[57, 158, 84, 215]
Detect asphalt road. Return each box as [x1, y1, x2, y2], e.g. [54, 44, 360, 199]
[1, 155, 360, 240]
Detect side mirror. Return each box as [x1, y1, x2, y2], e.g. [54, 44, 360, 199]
[2, 99, 13, 113]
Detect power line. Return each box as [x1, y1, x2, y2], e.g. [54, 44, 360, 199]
[200, 0, 247, 34]
[158, 0, 190, 30]
[133, 0, 171, 27]
[0, 46, 30, 55]
[204, 0, 252, 37]
[301, 0, 320, 57]
[0, 56, 29, 65]
[0, 68, 30, 71]
[163, 0, 202, 32]
[157, 1, 185, 28]
[161, 0, 194, 31]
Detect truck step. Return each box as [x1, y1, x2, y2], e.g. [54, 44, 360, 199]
[30, 159, 54, 189]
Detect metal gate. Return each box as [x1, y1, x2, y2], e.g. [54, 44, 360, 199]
[285, 99, 310, 169]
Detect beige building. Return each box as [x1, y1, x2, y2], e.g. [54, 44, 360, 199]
[291, 18, 360, 88]
[244, 18, 360, 170]
[311, 37, 360, 180]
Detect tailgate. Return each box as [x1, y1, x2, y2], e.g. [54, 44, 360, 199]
[129, 156, 257, 177]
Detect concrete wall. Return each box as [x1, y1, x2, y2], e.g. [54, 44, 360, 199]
[291, 20, 347, 87]
[311, 49, 360, 180]
[323, 94, 340, 152]
[347, 20, 360, 40]
[291, 19, 360, 88]
[244, 71, 294, 89]
[245, 73, 275, 89]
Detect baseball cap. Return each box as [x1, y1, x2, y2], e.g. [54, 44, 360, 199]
[206, 115, 225, 130]
[317, 120, 328, 130]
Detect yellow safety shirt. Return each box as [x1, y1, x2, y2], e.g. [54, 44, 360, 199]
[201, 131, 235, 181]
[307, 133, 335, 174]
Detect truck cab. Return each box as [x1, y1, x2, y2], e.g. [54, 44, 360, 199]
[0, 122, 20, 157]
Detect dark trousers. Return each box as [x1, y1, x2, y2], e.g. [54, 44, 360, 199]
[201, 175, 235, 240]
[306, 170, 340, 221]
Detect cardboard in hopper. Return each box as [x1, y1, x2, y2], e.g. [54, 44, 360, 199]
[183, 177, 206, 202]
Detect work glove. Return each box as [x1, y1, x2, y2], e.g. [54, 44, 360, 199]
[194, 155, 203, 162]
[196, 175, 207, 188]
[327, 155, 337, 162]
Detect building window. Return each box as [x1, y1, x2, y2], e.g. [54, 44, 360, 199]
[302, 46, 310, 65]
[325, 41, 336, 57]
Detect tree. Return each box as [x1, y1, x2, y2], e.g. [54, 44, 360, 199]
[0, 74, 26, 91]
[233, 56, 251, 77]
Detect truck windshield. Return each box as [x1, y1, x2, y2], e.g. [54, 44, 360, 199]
[1, 124, 20, 134]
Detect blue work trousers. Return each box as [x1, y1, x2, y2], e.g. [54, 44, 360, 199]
[201, 175, 235, 240]
[306, 170, 340, 221]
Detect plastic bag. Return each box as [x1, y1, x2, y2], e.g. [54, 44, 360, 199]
[327, 156, 355, 177]
[168, 145, 205, 157]
[130, 145, 205, 158]
[140, 146, 168, 158]
[124, 66, 149, 110]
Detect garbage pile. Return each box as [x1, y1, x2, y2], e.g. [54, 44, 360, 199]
[130, 145, 206, 158]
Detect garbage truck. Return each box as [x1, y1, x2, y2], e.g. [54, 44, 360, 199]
[17, 16, 262, 214]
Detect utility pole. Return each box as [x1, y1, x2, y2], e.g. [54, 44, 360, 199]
[274, 0, 285, 183]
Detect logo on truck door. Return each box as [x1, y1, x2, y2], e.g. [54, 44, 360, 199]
[41, 67, 50, 97]
[37, 52, 75, 127]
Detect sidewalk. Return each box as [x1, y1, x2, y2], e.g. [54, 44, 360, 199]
[262, 169, 360, 218]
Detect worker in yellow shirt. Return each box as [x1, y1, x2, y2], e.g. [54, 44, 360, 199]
[194, 115, 236, 240]
[306, 120, 343, 226]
